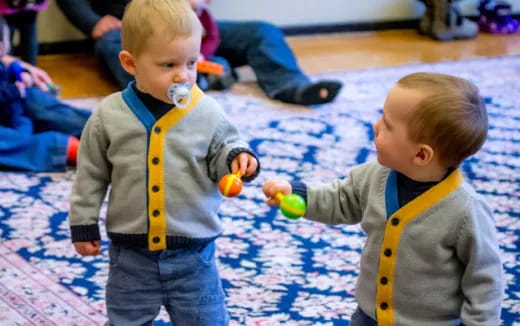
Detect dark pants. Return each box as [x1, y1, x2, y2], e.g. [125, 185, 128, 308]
[5, 11, 38, 65]
[215, 21, 310, 98]
[0, 87, 91, 172]
[95, 21, 310, 98]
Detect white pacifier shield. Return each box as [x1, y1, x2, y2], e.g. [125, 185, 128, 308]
[167, 83, 192, 109]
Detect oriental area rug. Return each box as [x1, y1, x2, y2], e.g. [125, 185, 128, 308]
[0, 56, 518, 325]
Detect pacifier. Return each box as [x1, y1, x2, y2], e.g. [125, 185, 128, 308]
[166, 82, 192, 109]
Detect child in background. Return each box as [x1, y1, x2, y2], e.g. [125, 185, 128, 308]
[0, 16, 90, 172]
[68, 0, 259, 324]
[0, 0, 49, 64]
[189, 0, 235, 91]
[263, 72, 503, 325]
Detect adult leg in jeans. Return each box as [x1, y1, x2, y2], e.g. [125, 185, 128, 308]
[216, 21, 342, 106]
[95, 29, 133, 89]
[24, 87, 91, 138]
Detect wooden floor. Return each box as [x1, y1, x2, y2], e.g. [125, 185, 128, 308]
[39, 30, 520, 99]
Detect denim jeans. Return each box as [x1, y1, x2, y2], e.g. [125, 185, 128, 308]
[94, 22, 310, 98]
[105, 242, 229, 326]
[5, 11, 38, 65]
[350, 307, 378, 326]
[216, 21, 310, 98]
[0, 87, 91, 172]
[95, 29, 133, 89]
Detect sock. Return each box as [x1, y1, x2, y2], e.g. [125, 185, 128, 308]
[274, 80, 343, 106]
[67, 136, 79, 165]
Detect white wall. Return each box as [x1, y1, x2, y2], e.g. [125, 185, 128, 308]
[36, 0, 520, 43]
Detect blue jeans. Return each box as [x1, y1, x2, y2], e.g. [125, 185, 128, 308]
[95, 22, 310, 98]
[5, 11, 39, 65]
[95, 29, 133, 88]
[105, 242, 229, 326]
[216, 21, 310, 98]
[0, 87, 90, 172]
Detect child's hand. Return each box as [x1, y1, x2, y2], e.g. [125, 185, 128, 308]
[14, 81, 26, 98]
[21, 63, 53, 92]
[263, 180, 292, 206]
[74, 241, 101, 256]
[231, 152, 258, 177]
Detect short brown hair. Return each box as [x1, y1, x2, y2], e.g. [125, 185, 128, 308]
[121, 0, 202, 56]
[398, 72, 488, 168]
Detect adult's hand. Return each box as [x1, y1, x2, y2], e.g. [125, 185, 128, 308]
[91, 15, 122, 39]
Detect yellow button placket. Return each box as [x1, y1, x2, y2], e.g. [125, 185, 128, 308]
[375, 170, 463, 326]
[146, 85, 203, 250]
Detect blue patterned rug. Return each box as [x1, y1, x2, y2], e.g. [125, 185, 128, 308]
[0, 56, 519, 325]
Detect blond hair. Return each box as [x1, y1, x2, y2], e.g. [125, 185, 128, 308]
[121, 0, 202, 56]
[398, 72, 488, 168]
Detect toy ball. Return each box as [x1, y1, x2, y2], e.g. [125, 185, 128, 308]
[219, 173, 243, 197]
[278, 193, 306, 219]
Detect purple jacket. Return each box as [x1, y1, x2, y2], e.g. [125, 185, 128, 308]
[0, 0, 48, 15]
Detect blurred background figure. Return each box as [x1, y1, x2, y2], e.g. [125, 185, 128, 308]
[0, 0, 49, 65]
[417, 0, 479, 41]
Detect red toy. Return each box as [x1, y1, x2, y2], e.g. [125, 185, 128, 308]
[197, 60, 224, 76]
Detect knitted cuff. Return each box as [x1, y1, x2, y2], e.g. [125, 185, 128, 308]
[290, 181, 308, 203]
[70, 224, 101, 243]
[226, 147, 261, 182]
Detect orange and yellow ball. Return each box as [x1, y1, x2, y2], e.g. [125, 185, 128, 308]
[219, 173, 243, 197]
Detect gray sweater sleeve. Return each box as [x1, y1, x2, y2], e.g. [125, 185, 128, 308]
[207, 111, 250, 182]
[69, 109, 111, 242]
[305, 167, 363, 225]
[457, 197, 504, 325]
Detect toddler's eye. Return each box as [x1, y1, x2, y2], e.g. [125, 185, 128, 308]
[162, 63, 174, 68]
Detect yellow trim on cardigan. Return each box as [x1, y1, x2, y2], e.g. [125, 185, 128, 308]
[375, 169, 463, 325]
[147, 85, 203, 250]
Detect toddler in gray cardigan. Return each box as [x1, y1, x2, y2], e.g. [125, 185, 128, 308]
[264, 72, 503, 326]
[68, 0, 259, 324]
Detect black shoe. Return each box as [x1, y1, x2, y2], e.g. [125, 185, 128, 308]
[207, 70, 237, 90]
[274, 80, 342, 106]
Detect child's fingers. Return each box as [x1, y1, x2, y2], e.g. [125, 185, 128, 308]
[262, 180, 278, 198]
[20, 72, 33, 87]
[238, 154, 249, 174]
[15, 81, 26, 98]
[245, 157, 258, 176]
[230, 159, 239, 174]
[266, 197, 280, 206]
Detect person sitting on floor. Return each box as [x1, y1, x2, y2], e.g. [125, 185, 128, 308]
[0, 17, 91, 172]
[56, 0, 343, 106]
[0, 0, 49, 65]
[188, 0, 236, 91]
[417, 0, 479, 41]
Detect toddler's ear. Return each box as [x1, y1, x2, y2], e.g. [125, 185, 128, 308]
[119, 50, 136, 76]
[413, 144, 434, 167]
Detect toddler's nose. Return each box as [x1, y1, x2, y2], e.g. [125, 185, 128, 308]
[173, 68, 189, 84]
